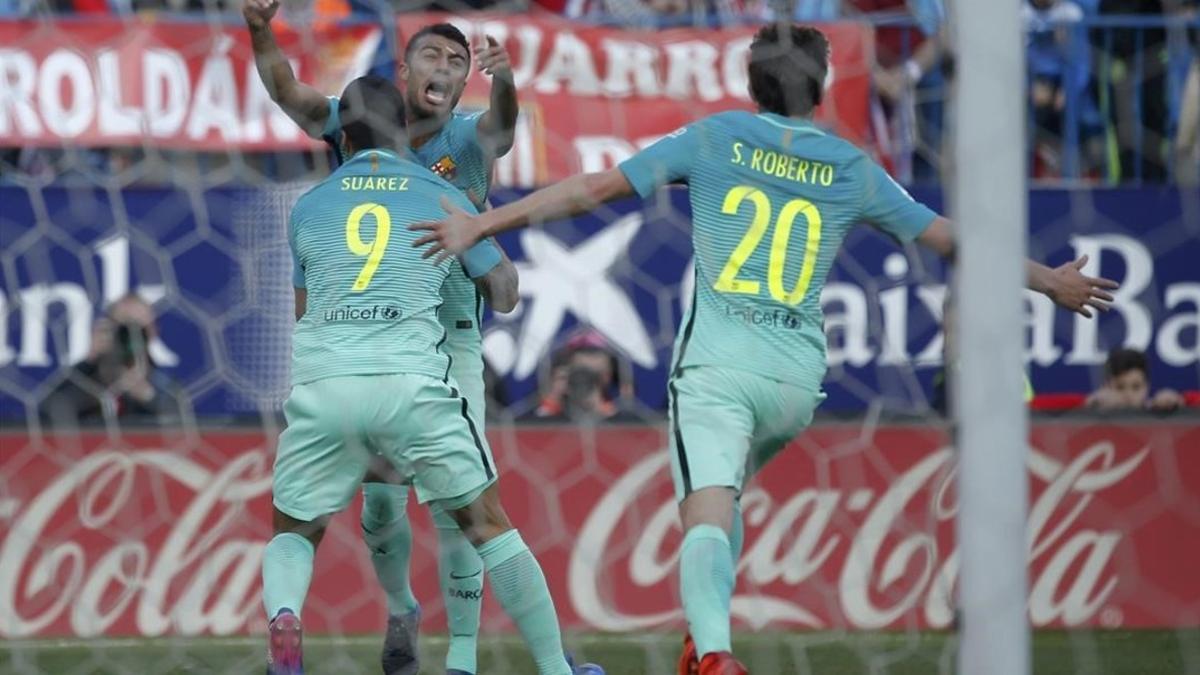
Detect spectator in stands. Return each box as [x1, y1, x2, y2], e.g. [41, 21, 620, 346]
[847, 0, 948, 182]
[420, 0, 519, 9]
[1174, 1, 1200, 183]
[40, 294, 186, 426]
[787, 0, 841, 20]
[1087, 348, 1185, 412]
[1023, 0, 1092, 177]
[0, 0, 31, 15]
[0, 0, 107, 15]
[547, 0, 760, 27]
[1095, 0, 1171, 182]
[526, 330, 635, 422]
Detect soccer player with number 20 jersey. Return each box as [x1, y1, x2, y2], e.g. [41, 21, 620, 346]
[411, 24, 1118, 675]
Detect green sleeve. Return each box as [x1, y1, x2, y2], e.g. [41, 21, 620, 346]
[860, 160, 938, 242]
[617, 122, 702, 198]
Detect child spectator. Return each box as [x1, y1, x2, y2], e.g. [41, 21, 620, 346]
[1087, 348, 1185, 412]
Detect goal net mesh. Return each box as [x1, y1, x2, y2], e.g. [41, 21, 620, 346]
[1, 6, 1198, 675]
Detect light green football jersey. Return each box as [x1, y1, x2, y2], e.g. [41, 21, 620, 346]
[289, 148, 488, 386]
[619, 111, 937, 389]
[323, 98, 492, 409]
[441, 269, 485, 409]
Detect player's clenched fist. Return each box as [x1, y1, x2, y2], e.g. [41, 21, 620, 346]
[410, 196, 485, 263]
[476, 36, 513, 81]
[243, 0, 279, 29]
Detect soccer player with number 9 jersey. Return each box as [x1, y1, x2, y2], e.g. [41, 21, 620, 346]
[411, 24, 1118, 675]
[263, 76, 598, 675]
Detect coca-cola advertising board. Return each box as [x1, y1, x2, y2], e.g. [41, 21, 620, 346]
[1, 421, 1197, 638]
[0, 15, 872, 185]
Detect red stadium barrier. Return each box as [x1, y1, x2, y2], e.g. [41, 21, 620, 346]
[0, 15, 872, 183]
[1, 421, 1197, 638]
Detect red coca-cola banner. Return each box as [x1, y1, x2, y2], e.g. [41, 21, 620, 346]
[2, 421, 1196, 638]
[0, 15, 872, 185]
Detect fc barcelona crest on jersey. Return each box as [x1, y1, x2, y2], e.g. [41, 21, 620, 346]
[430, 155, 458, 180]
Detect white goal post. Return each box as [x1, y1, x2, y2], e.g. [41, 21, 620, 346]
[951, 0, 1032, 674]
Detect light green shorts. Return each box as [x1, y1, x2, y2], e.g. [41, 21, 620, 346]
[361, 374, 494, 494]
[667, 365, 825, 501]
[273, 373, 496, 521]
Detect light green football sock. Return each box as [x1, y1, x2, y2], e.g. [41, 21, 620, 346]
[477, 530, 570, 675]
[680, 524, 733, 657]
[434, 509, 484, 674]
[361, 482, 419, 615]
[729, 500, 745, 567]
[262, 532, 315, 620]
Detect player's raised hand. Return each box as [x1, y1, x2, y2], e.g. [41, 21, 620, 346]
[476, 36, 513, 80]
[410, 196, 486, 263]
[242, 0, 279, 29]
[1044, 255, 1119, 318]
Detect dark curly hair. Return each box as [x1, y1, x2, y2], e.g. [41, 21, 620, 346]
[339, 75, 407, 154]
[748, 24, 831, 118]
[404, 23, 471, 65]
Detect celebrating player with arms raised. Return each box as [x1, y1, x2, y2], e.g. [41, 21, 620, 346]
[411, 24, 1119, 675]
[264, 75, 600, 675]
[243, 4, 527, 674]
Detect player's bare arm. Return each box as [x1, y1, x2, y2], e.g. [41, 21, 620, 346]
[411, 169, 635, 260]
[472, 248, 520, 313]
[293, 288, 306, 321]
[458, 188, 519, 312]
[474, 36, 518, 159]
[916, 216, 1118, 318]
[243, 0, 330, 139]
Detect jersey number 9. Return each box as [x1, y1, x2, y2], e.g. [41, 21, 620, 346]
[346, 202, 392, 292]
[714, 185, 823, 306]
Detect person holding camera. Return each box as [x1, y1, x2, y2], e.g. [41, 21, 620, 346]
[528, 331, 635, 423]
[40, 294, 184, 426]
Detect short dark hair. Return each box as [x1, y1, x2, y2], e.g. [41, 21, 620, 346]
[404, 23, 471, 64]
[338, 75, 407, 153]
[748, 24, 830, 117]
[1105, 348, 1148, 380]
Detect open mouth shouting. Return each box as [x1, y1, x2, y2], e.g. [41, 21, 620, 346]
[423, 80, 451, 108]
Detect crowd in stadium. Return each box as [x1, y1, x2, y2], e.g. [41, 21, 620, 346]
[1, 0, 1197, 185]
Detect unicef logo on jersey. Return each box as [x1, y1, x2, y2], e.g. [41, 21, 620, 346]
[322, 305, 404, 323]
[725, 306, 805, 331]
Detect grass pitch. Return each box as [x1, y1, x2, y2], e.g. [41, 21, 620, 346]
[0, 630, 1192, 674]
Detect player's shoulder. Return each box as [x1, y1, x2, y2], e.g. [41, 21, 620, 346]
[450, 110, 483, 126]
[704, 109, 759, 128]
[292, 173, 338, 216]
[642, 111, 746, 150]
[445, 111, 484, 140]
[819, 129, 872, 163]
[774, 118, 873, 171]
[683, 110, 752, 139]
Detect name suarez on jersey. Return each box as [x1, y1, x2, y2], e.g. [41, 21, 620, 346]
[340, 176, 410, 192]
[730, 142, 835, 186]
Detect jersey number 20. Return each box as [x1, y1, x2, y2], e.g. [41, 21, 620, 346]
[346, 202, 391, 292]
[714, 185, 822, 306]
